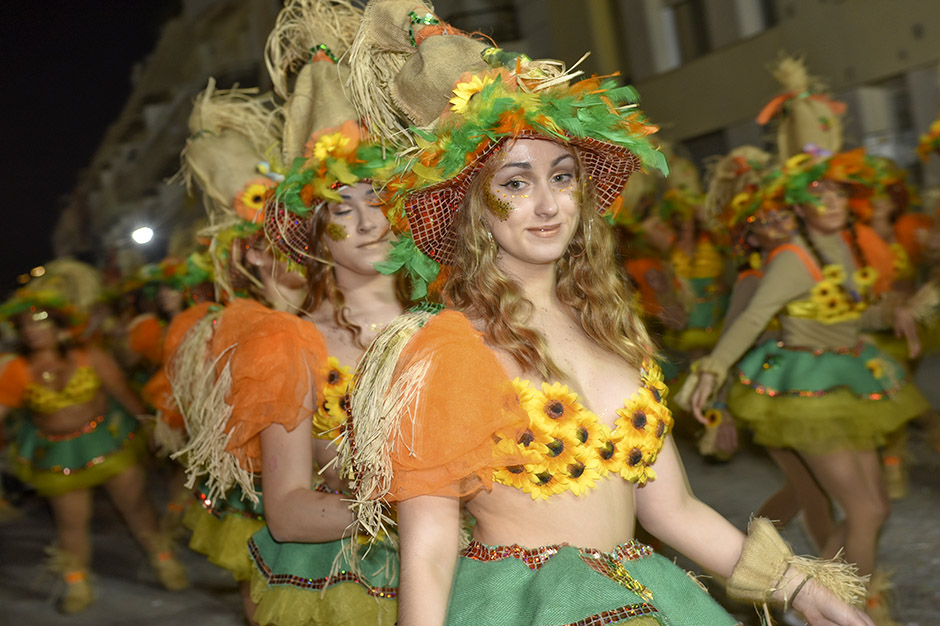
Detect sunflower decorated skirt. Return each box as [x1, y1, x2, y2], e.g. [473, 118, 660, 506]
[248, 526, 398, 626]
[184, 482, 265, 582]
[8, 399, 144, 497]
[445, 539, 739, 626]
[729, 339, 928, 453]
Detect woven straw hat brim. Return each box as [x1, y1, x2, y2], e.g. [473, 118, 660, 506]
[404, 131, 642, 265]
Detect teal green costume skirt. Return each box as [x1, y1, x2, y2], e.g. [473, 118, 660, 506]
[447, 539, 738, 625]
[730, 339, 928, 454]
[184, 482, 265, 582]
[248, 526, 398, 626]
[8, 400, 144, 496]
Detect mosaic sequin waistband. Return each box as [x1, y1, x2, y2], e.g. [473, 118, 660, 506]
[460, 538, 654, 571]
[36, 414, 105, 442]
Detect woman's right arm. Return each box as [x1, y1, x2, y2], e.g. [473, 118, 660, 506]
[396, 494, 462, 626]
[260, 417, 354, 543]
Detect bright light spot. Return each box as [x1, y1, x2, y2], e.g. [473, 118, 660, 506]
[32, 311, 48, 321]
[132, 227, 154, 244]
[30, 266, 46, 277]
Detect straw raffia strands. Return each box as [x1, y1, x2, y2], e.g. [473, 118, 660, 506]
[169, 310, 259, 505]
[728, 517, 868, 622]
[264, 0, 364, 100]
[152, 417, 187, 458]
[703, 145, 773, 227]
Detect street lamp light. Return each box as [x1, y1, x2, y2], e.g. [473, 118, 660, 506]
[131, 226, 154, 244]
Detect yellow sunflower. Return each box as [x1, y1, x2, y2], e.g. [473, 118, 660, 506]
[866, 358, 886, 379]
[614, 388, 661, 439]
[641, 362, 669, 404]
[233, 179, 274, 223]
[527, 467, 570, 500]
[822, 264, 846, 283]
[810, 280, 840, 303]
[702, 409, 723, 427]
[817, 294, 851, 321]
[535, 382, 586, 439]
[564, 451, 603, 496]
[595, 425, 627, 477]
[449, 74, 495, 113]
[312, 132, 351, 162]
[852, 266, 878, 290]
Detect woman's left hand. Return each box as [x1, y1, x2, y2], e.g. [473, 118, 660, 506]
[792, 578, 876, 626]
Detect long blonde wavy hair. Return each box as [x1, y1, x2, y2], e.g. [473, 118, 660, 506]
[443, 143, 655, 380]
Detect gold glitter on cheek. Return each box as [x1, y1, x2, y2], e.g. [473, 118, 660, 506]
[326, 223, 348, 241]
[484, 186, 515, 221]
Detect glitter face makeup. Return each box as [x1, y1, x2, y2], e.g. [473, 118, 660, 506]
[326, 223, 348, 241]
[483, 184, 515, 221]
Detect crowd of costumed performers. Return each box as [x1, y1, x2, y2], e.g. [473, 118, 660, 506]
[2, 2, 940, 626]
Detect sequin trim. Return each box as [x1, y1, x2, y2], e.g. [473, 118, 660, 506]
[735, 341, 906, 399]
[194, 489, 264, 521]
[562, 603, 660, 626]
[16, 431, 137, 475]
[248, 538, 397, 599]
[460, 539, 654, 572]
[37, 414, 105, 442]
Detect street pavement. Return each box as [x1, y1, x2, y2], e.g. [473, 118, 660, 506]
[1, 425, 937, 625]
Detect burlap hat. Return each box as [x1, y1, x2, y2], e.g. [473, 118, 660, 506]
[262, 0, 397, 264]
[347, 0, 667, 271]
[757, 55, 846, 160]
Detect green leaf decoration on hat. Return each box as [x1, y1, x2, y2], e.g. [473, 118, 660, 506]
[373, 234, 440, 300]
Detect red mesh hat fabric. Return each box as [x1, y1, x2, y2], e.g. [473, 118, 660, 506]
[263, 197, 314, 265]
[404, 132, 643, 265]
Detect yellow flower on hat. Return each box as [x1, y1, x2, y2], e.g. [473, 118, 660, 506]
[312, 132, 352, 162]
[233, 179, 275, 223]
[449, 74, 494, 114]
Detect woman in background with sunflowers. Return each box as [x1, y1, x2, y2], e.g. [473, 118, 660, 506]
[688, 150, 928, 623]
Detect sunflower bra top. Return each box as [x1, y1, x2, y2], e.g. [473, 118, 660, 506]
[493, 359, 673, 500]
[26, 365, 101, 414]
[313, 356, 353, 440]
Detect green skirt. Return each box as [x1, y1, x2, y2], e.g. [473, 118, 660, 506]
[730, 339, 928, 454]
[8, 400, 144, 496]
[447, 539, 738, 626]
[248, 526, 398, 626]
[184, 483, 265, 582]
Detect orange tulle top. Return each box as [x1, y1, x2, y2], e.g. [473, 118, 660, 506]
[126, 313, 165, 365]
[849, 223, 894, 295]
[384, 311, 672, 503]
[894, 212, 935, 266]
[211, 299, 329, 473]
[386, 310, 529, 502]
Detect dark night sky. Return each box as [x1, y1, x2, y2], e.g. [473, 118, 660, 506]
[1, 1, 178, 290]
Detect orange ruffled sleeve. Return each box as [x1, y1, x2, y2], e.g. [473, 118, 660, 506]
[387, 310, 528, 502]
[127, 314, 166, 365]
[0, 356, 31, 408]
[142, 303, 214, 428]
[848, 223, 895, 295]
[212, 299, 329, 473]
[894, 213, 935, 266]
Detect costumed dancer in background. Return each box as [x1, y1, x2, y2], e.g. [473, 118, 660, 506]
[684, 150, 929, 626]
[339, 3, 874, 625]
[0, 280, 187, 614]
[164, 78, 305, 623]
[702, 147, 836, 552]
[851, 155, 940, 499]
[240, 1, 404, 623]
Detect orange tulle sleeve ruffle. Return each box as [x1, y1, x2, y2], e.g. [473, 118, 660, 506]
[0, 356, 30, 408]
[895, 213, 935, 265]
[126, 314, 166, 365]
[141, 303, 213, 429]
[212, 299, 329, 473]
[849, 223, 895, 295]
[387, 310, 528, 502]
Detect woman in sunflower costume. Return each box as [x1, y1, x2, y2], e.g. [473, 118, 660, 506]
[0, 285, 188, 614]
[686, 149, 929, 624]
[699, 147, 836, 550]
[336, 3, 874, 625]
[232, 2, 405, 624]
